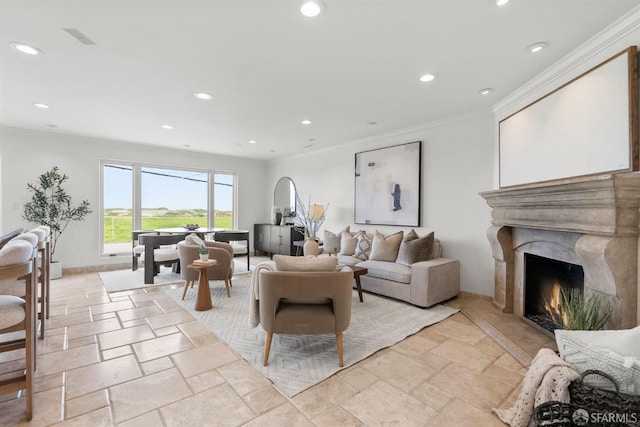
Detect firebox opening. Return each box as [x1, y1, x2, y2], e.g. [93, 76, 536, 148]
[524, 253, 584, 332]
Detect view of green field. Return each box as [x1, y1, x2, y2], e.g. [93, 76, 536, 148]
[103, 208, 232, 243]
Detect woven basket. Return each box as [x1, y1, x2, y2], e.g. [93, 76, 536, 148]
[569, 370, 640, 414]
[533, 370, 640, 427]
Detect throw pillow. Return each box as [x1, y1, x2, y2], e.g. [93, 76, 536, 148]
[340, 230, 359, 256]
[555, 331, 640, 394]
[555, 327, 640, 358]
[185, 233, 205, 247]
[369, 230, 404, 262]
[274, 255, 337, 271]
[396, 230, 434, 265]
[323, 225, 349, 255]
[354, 232, 372, 260]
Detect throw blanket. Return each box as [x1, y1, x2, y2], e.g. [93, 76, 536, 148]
[493, 348, 579, 427]
[249, 261, 275, 328]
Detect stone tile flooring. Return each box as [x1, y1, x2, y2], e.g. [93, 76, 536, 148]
[0, 271, 542, 426]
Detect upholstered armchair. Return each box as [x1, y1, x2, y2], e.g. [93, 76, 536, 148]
[258, 268, 354, 367]
[177, 236, 234, 299]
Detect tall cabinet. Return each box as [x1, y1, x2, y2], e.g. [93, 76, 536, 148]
[254, 224, 304, 257]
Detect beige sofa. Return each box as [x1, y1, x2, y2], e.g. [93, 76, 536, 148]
[322, 227, 460, 308]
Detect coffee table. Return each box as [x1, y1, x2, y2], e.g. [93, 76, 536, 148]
[187, 259, 218, 311]
[343, 265, 367, 302]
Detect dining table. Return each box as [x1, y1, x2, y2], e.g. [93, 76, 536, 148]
[139, 227, 247, 284]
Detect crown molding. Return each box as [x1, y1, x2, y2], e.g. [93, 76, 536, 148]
[493, 5, 640, 120]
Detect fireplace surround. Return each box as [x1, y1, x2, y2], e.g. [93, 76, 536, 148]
[480, 172, 640, 329]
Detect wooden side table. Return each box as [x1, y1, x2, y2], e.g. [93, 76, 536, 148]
[187, 260, 218, 311]
[343, 265, 368, 302]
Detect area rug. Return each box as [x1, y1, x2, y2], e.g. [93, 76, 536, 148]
[163, 273, 459, 397]
[99, 257, 265, 293]
[99, 268, 183, 293]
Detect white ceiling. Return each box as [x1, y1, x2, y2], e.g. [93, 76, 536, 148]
[1, 0, 638, 160]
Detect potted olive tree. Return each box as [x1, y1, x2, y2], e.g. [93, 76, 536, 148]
[23, 166, 92, 278]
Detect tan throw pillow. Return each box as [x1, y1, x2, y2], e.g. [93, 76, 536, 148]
[274, 255, 337, 271]
[185, 233, 205, 246]
[340, 231, 358, 256]
[369, 230, 404, 262]
[354, 232, 372, 260]
[396, 230, 434, 265]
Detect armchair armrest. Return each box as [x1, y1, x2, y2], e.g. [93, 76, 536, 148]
[410, 258, 460, 307]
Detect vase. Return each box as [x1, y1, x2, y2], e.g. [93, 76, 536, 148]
[271, 206, 282, 225]
[199, 253, 209, 261]
[303, 237, 320, 256]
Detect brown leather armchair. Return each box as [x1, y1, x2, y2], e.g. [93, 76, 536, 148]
[177, 240, 234, 299]
[258, 269, 354, 367]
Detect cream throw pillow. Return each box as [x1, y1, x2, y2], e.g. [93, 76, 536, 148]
[323, 226, 349, 255]
[396, 230, 434, 266]
[274, 255, 337, 271]
[185, 233, 205, 246]
[369, 230, 404, 262]
[555, 329, 640, 394]
[340, 230, 359, 256]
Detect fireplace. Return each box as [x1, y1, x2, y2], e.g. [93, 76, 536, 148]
[481, 172, 640, 329]
[524, 253, 584, 332]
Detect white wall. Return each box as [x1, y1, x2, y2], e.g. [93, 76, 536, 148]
[266, 112, 496, 296]
[0, 127, 268, 269]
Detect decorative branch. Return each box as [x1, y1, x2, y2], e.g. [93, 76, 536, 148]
[293, 193, 329, 239]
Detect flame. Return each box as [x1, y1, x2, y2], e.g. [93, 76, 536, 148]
[543, 282, 567, 326]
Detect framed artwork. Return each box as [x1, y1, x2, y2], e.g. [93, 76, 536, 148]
[354, 141, 421, 226]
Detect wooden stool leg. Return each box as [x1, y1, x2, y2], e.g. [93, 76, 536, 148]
[336, 332, 344, 367]
[225, 279, 231, 298]
[263, 332, 273, 366]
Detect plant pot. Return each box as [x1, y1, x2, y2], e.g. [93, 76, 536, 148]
[199, 254, 209, 261]
[50, 260, 62, 280]
[303, 237, 320, 256]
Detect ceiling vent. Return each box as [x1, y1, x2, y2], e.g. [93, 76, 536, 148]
[62, 28, 96, 45]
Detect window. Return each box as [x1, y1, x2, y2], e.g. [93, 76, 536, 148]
[101, 162, 236, 255]
[141, 167, 208, 230]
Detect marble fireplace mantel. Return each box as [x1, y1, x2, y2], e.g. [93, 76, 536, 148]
[480, 172, 640, 329]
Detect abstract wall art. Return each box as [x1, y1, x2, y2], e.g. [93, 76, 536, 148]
[354, 141, 421, 226]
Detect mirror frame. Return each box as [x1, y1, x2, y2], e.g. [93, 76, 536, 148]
[273, 176, 297, 217]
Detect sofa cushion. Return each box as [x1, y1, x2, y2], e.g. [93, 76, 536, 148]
[356, 260, 411, 284]
[274, 255, 337, 271]
[370, 230, 403, 262]
[354, 232, 372, 260]
[396, 230, 434, 266]
[337, 254, 361, 266]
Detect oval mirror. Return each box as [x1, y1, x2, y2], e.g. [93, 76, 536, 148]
[273, 176, 297, 217]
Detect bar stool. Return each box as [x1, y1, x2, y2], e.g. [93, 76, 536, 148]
[0, 239, 37, 420]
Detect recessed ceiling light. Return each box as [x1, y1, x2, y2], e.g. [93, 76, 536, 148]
[300, 0, 324, 17]
[9, 42, 42, 55]
[45, 124, 58, 128]
[249, 140, 257, 144]
[419, 73, 437, 82]
[478, 88, 494, 95]
[494, 0, 510, 6]
[194, 92, 213, 100]
[34, 103, 50, 109]
[160, 125, 173, 130]
[301, 119, 312, 125]
[526, 42, 548, 54]
[183, 144, 190, 147]
[368, 121, 378, 126]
